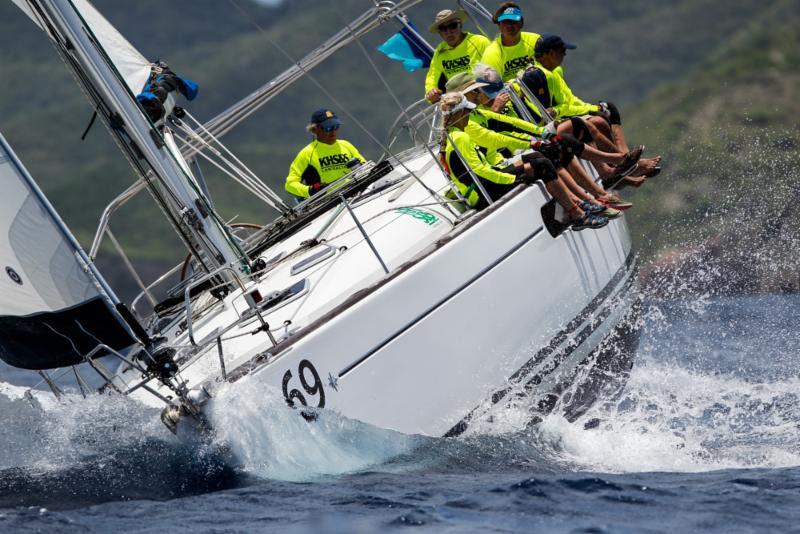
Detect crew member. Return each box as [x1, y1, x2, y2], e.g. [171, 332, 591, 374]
[446, 72, 627, 215]
[439, 92, 608, 230]
[285, 109, 365, 199]
[531, 33, 661, 181]
[480, 2, 540, 82]
[425, 9, 490, 103]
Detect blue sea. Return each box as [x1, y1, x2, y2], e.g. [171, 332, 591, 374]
[2, 293, 800, 532]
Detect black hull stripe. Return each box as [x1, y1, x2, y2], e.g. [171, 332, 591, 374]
[337, 226, 546, 378]
[443, 253, 637, 437]
[493, 251, 636, 404]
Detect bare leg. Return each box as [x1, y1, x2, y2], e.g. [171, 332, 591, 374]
[567, 159, 606, 198]
[611, 124, 630, 153]
[545, 175, 583, 218]
[559, 168, 594, 201]
[584, 116, 617, 152]
[580, 144, 625, 165]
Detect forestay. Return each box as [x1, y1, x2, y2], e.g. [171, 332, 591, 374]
[11, 0, 151, 94]
[0, 133, 135, 370]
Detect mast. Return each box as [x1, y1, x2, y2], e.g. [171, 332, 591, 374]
[28, 0, 249, 280]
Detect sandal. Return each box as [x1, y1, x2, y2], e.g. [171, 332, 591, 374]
[613, 145, 644, 177]
[598, 196, 633, 210]
[571, 214, 609, 231]
[602, 207, 622, 219]
[578, 200, 606, 215]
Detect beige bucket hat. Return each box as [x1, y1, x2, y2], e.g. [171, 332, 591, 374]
[428, 9, 468, 34]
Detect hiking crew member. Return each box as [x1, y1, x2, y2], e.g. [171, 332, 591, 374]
[447, 72, 627, 216]
[285, 109, 365, 199]
[531, 33, 662, 181]
[480, 3, 540, 82]
[439, 93, 608, 230]
[425, 9, 490, 103]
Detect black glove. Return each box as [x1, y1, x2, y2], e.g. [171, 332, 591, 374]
[531, 140, 561, 166]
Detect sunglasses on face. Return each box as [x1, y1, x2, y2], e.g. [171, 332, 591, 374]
[320, 124, 340, 132]
[438, 21, 460, 32]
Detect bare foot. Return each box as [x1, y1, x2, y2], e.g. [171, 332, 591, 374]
[616, 176, 646, 189]
[630, 156, 661, 174]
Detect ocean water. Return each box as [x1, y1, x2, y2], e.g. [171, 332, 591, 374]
[1, 293, 800, 532]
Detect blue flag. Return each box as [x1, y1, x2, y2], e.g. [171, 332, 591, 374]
[377, 22, 433, 72]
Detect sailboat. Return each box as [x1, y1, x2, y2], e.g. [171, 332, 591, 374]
[1, 0, 640, 439]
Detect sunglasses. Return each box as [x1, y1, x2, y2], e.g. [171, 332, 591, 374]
[438, 21, 460, 32]
[320, 124, 340, 132]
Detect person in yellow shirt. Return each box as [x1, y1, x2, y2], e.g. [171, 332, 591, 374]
[439, 92, 608, 230]
[285, 109, 366, 199]
[480, 2, 540, 82]
[532, 33, 662, 182]
[446, 71, 628, 215]
[424, 9, 490, 103]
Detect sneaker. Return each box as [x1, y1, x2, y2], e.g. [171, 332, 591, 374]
[571, 214, 609, 231]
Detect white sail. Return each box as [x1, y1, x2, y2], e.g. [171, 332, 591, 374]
[0, 132, 135, 370]
[10, 0, 151, 93]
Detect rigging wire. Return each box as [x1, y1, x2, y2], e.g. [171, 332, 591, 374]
[170, 115, 287, 212]
[336, 9, 469, 210]
[225, 0, 456, 214]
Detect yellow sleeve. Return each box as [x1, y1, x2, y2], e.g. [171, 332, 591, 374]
[285, 145, 313, 198]
[465, 121, 529, 154]
[424, 43, 445, 97]
[453, 130, 516, 185]
[481, 107, 545, 137]
[342, 140, 366, 163]
[551, 68, 599, 118]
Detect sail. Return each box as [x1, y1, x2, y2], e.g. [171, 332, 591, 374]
[0, 132, 135, 370]
[10, 0, 151, 94]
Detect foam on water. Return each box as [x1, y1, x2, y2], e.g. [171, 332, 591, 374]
[208, 376, 421, 481]
[535, 360, 800, 473]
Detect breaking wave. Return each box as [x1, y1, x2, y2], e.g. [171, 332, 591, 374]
[0, 384, 239, 510]
[1, 292, 798, 509]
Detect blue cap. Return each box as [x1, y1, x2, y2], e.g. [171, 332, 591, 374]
[535, 33, 577, 55]
[496, 6, 522, 22]
[310, 109, 340, 130]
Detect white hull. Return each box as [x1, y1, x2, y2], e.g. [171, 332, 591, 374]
[209, 185, 636, 436]
[130, 150, 640, 438]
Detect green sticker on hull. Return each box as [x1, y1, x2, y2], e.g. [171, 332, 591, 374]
[395, 207, 439, 226]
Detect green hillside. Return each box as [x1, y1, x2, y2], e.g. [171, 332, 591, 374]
[623, 0, 800, 294]
[0, 0, 797, 297]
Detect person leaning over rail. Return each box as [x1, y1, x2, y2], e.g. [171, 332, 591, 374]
[457, 67, 636, 211]
[470, 58, 622, 181]
[284, 109, 365, 200]
[424, 9, 490, 104]
[446, 72, 625, 218]
[531, 33, 662, 185]
[439, 92, 608, 231]
[515, 63, 643, 183]
[480, 2, 540, 97]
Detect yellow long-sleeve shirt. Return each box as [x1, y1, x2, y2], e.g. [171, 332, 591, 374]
[425, 32, 490, 98]
[285, 139, 365, 198]
[480, 31, 541, 82]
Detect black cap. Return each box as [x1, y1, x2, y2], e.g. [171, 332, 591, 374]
[535, 33, 577, 55]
